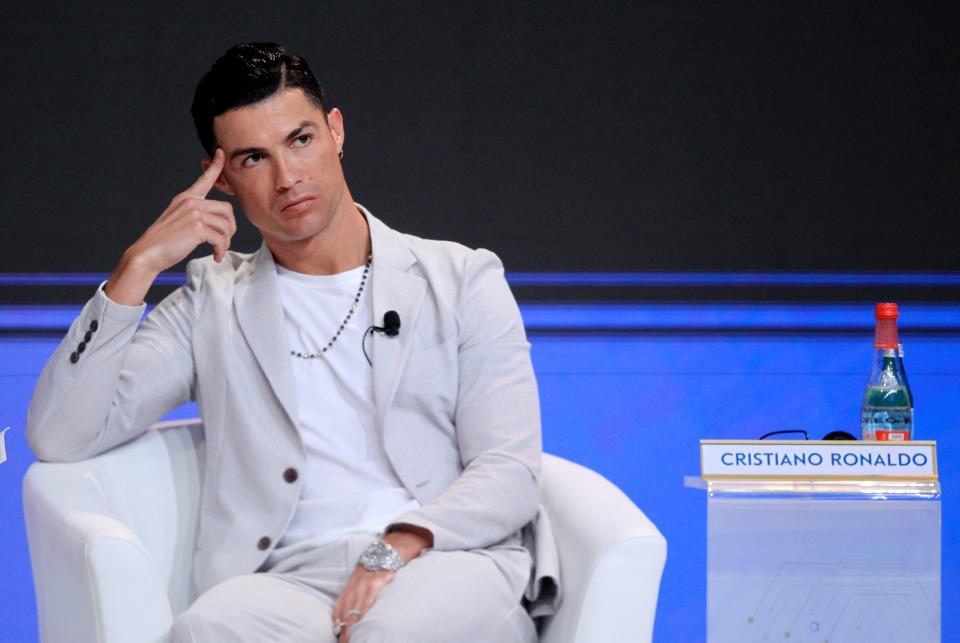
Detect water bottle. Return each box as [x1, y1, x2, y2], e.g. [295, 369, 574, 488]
[860, 303, 913, 440]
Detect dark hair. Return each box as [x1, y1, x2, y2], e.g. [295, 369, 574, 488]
[191, 42, 330, 156]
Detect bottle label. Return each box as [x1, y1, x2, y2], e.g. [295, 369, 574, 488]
[875, 429, 909, 441]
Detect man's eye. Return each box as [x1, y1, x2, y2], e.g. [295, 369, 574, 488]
[294, 134, 311, 147]
[242, 153, 262, 167]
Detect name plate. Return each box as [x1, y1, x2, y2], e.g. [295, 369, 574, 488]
[700, 440, 937, 480]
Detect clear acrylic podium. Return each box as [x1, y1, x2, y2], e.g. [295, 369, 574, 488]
[686, 469, 941, 642]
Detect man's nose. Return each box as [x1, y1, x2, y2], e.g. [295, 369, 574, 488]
[274, 155, 303, 191]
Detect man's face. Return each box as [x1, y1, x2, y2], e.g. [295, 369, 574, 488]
[209, 88, 349, 250]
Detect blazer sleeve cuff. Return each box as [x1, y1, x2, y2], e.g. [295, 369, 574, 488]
[94, 281, 147, 323]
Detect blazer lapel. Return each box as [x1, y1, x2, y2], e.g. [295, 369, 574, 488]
[367, 213, 426, 426]
[233, 243, 300, 431]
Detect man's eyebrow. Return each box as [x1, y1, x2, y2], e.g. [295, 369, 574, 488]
[228, 122, 319, 161]
[285, 121, 318, 142]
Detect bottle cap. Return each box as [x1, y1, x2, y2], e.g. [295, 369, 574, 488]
[874, 303, 899, 319]
[874, 302, 899, 349]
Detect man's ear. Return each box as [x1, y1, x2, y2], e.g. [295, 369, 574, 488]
[201, 157, 235, 195]
[327, 107, 345, 153]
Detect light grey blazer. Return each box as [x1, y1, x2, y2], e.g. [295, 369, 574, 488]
[27, 211, 557, 609]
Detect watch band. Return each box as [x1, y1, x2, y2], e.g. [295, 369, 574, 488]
[358, 540, 405, 572]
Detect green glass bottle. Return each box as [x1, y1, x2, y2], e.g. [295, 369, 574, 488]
[860, 303, 913, 441]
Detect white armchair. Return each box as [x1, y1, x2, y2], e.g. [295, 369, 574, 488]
[23, 420, 666, 642]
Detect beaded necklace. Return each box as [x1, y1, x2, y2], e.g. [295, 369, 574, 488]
[289, 254, 371, 359]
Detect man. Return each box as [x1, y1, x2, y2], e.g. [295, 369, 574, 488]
[27, 42, 553, 642]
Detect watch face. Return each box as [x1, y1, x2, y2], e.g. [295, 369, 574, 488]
[360, 541, 403, 571]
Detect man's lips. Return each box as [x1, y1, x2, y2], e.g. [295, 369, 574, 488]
[281, 196, 317, 213]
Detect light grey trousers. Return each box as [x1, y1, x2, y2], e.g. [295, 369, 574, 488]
[170, 534, 537, 642]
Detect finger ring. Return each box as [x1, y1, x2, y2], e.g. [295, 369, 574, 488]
[332, 619, 346, 636]
[346, 609, 363, 618]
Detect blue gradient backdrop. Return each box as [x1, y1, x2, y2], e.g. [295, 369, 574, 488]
[1, 296, 956, 641]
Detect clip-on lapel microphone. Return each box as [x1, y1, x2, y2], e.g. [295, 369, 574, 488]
[362, 310, 401, 365]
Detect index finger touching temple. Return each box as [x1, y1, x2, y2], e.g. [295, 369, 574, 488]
[187, 148, 226, 198]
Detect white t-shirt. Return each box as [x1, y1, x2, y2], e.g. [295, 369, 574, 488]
[275, 262, 420, 548]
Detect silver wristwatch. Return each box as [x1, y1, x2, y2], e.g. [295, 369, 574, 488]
[358, 540, 405, 572]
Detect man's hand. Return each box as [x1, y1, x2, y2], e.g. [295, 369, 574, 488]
[104, 148, 237, 305]
[333, 528, 432, 641]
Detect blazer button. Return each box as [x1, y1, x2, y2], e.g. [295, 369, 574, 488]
[69, 351, 79, 363]
[84, 330, 92, 342]
[89, 320, 99, 332]
[257, 536, 271, 551]
[283, 468, 298, 483]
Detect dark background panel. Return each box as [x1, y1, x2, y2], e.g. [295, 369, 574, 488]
[1, 1, 958, 273]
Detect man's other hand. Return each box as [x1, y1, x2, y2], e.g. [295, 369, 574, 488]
[333, 528, 432, 642]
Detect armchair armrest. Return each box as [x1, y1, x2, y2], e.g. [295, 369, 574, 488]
[22, 422, 204, 643]
[539, 454, 667, 643]
[24, 471, 174, 643]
